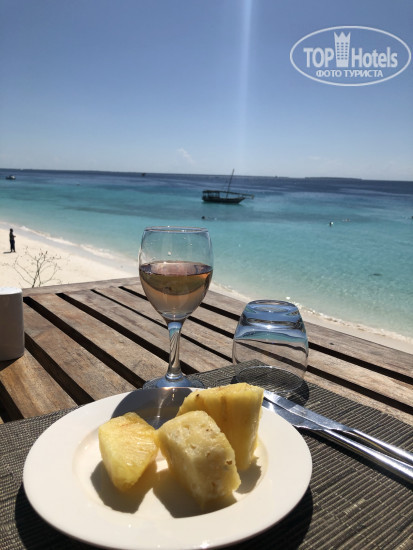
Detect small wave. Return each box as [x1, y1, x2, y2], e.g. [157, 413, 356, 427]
[18, 225, 77, 247]
[79, 244, 116, 260]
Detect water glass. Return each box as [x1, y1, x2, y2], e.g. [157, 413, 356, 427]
[232, 300, 308, 393]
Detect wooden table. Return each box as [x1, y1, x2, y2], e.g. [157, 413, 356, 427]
[0, 277, 412, 425]
[1, 278, 412, 550]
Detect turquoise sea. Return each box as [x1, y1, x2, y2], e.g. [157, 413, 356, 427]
[1, 169, 412, 342]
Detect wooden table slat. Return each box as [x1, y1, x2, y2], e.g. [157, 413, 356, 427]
[24, 305, 136, 404]
[25, 293, 168, 385]
[61, 289, 231, 372]
[21, 277, 140, 297]
[305, 321, 413, 379]
[92, 285, 234, 359]
[121, 283, 239, 335]
[308, 348, 413, 414]
[202, 288, 246, 317]
[0, 349, 76, 421]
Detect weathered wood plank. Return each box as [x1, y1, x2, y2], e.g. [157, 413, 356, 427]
[24, 305, 136, 403]
[203, 288, 246, 318]
[62, 289, 230, 372]
[125, 282, 244, 321]
[305, 322, 413, 379]
[121, 284, 238, 335]
[0, 350, 76, 420]
[25, 293, 168, 385]
[308, 348, 413, 415]
[22, 277, 140, 296]
[92, 286, 234, 359]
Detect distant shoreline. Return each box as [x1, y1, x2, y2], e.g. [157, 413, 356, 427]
[1, 168, 412, 183]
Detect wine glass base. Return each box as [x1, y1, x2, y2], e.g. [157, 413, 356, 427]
[143, 376, 204, 389]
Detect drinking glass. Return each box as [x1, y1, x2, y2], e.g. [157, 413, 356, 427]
[232, 300, 308, 393]
[139, 226, 213, 388]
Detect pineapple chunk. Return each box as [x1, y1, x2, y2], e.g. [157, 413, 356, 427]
[177, 383, 263, 470]
[98, 412, 159, 492]
[157, 410, 241, 509]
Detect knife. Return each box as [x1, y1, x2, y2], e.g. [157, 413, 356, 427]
[263, 389, 413, 467]
[263, 400, 413, 483]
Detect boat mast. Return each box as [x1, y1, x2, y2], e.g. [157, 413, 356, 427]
[226, 169, 235, 197]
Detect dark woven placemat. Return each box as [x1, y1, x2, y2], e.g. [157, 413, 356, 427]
[1, 364, 412, 550]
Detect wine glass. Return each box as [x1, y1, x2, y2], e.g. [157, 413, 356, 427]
[232, 300, 308, 394]
[139, 226, 213, 388]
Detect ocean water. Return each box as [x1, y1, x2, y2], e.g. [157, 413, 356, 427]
[1, 169, 412, 342]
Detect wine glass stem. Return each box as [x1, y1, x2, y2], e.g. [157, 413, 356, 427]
[165, 320, 184, 381]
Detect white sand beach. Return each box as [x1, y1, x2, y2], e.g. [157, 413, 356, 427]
[1, 223, 412, 354]
[1, 223, 137, 288]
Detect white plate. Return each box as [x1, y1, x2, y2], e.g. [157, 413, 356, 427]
[23, 388, 312, 550]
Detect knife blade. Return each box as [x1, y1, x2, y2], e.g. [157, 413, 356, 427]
[263, 400, 413, 483]
[263, 389, 413, 466]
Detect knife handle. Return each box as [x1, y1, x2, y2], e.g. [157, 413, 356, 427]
[321, 429, 413, 484]
[347, 428, 413, 467]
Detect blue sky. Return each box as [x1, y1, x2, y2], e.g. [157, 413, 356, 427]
[1, 0, 412, 179]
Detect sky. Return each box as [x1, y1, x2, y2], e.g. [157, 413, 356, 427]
[1, 0, 412, 180]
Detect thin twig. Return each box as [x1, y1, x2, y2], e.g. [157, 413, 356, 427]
[13, 247, 63, 287]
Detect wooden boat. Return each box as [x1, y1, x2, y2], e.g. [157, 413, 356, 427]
[202, 170, 254, 204]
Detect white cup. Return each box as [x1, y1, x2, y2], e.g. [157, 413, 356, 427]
[0, 287, 25, 360]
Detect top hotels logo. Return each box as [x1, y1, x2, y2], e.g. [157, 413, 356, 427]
[290, 26, 411, 86]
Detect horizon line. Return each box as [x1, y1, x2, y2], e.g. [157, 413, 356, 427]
[1, 167, 412, 183]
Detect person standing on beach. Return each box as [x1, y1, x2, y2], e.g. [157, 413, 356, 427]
[9, 228, 16, 253]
